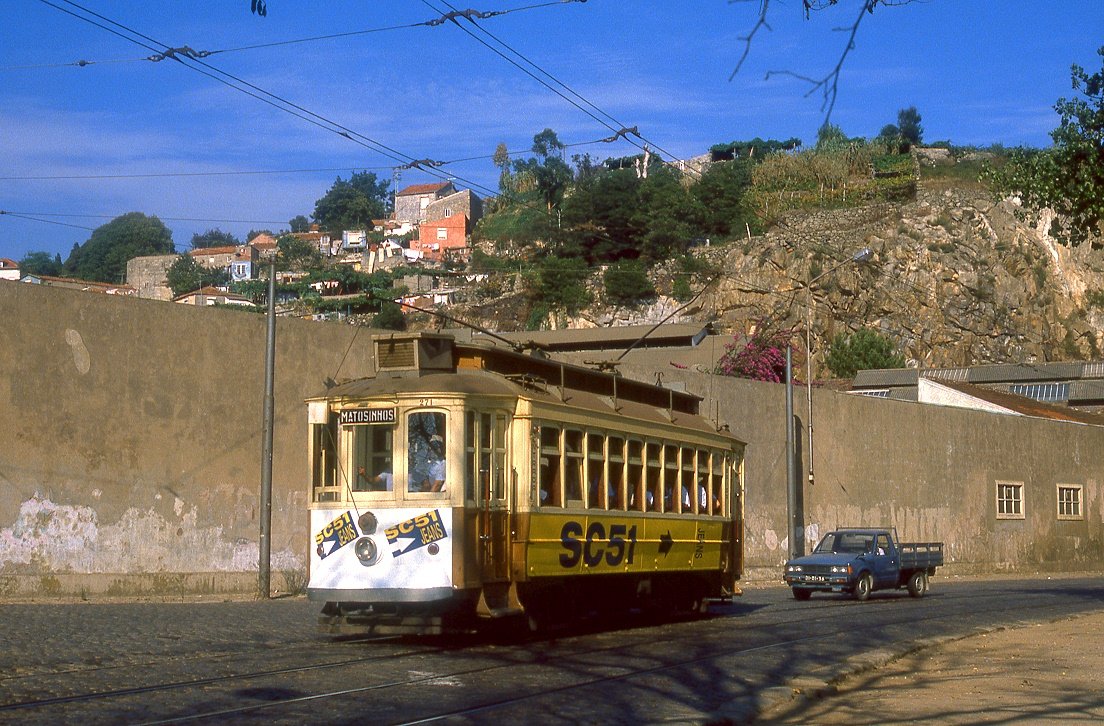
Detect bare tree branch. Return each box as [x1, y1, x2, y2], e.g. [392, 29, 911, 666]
[731, 0, 921, 128]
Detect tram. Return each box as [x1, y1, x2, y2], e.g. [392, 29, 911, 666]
[306, 332, 744, 634]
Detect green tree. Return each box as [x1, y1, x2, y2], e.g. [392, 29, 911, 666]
[371, 301, 406, 330]
[529, 256, 591, 314]
[985, 47, 1104, 248]
[64, 212, 174, 283]
[896, 106, 923, 146]
[691, 158, 757, 238]
[288, 215, 310, 232]
[603, 260, 656, 306]
[18, 251, 63, 276]
[276, 233, 321, 270]
[513, 129, 572, 213]
[165, 254, 229, 297]
[312, 171, 390, 234]
[190, 228, 240, 249]
[825, 328, 906, 379]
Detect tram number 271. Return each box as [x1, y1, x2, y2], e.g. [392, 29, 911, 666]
[559, 521, 638, 568]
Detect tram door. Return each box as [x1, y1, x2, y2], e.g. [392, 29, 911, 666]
[475, 412, 510, 581]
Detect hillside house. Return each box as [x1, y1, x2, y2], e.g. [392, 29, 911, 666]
[172, 286, 254, 307]
[21, 274, 135, 295]
[412, 213, 469, 262]
[0, 258, 21, 281]
[394, 182, 455, 224]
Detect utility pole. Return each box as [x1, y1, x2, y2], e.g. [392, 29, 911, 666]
[259, 259, 276, 598]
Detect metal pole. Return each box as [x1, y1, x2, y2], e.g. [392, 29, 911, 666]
[806, 283, 815, 489]
[785, 347, 798, 559]
[259, 260, 276, 598]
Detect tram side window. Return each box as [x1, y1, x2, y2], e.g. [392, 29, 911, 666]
[311, 418, 340, 502]
[645, 442, 662, 512]
[586, 432, 606, 509]
[352, 423, 394, 492]
[564, 429, 584, 506]
[608, 436, 625, 510]
[679, 446, 695, 513]
[539, 425, 562, 507]
[713, 454, 727, 517]
[464, 411, 477, 501]
[408, 411, 447, 493]
[474, 412, 508, 502]
[492, 414, 507, 501]
[627, 440, 644, 511]
[697, 450, 711, 514]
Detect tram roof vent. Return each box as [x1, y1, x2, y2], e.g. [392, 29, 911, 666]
[374, 333, 456, 374]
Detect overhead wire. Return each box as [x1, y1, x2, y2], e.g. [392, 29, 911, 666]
[425, 0, 700, 176]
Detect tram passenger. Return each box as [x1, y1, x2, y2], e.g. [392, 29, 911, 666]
[423, 436, 447, 492]
[356, 466, 393, 492]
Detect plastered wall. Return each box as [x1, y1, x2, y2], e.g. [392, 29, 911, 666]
[1, 281, 1101, 599]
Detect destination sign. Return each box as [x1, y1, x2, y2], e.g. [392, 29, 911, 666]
[339, 408, 396, 425]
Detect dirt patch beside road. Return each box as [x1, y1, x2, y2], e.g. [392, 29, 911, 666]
[756, 609, 1104, 724]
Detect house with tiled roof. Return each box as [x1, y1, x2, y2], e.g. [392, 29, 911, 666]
[394, 181, 455, 224]
[189, 246, 238, 270]
[0, 258, 20, 281]
[21, 274, 135, 295]
[172, 286, 254, 307]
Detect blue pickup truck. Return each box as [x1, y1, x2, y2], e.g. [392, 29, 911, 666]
[783, 528, 944, 601]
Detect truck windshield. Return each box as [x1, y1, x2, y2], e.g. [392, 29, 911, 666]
[814, 532, 875, 554]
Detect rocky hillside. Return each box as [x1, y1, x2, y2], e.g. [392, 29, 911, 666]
[452, 172, 1104, 374]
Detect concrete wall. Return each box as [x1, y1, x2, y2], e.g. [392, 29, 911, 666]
[1, 280, 1101, 599]
[0, 282, 376, 598]
[619, 363, 1104, 580]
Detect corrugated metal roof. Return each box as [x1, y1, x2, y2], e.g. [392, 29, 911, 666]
[1070, 380, 1104, 403]
[1083, 362, 1104, 379]
[922, 368, 969, 382]
[965, 362, 1085, 383]
[852, 368, 919, 387]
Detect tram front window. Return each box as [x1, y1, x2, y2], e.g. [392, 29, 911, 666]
[351, 423, 393, 493]
[408, 411, 447, 493]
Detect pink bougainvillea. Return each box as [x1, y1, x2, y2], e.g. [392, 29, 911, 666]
[715, 324, 798, 383]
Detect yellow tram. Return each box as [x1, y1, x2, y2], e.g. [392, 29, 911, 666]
[306, 332, 745, 634]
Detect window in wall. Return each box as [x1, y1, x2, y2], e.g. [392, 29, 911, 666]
[436, 227, 447, 240]
[1057, 484, 1083, 520]
[996, 481, 1024, 519]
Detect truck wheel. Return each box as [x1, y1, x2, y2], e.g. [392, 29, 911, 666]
[792, 587, 812, 601]
[854, 573, 873, 602]
[907, 571, 925, 598]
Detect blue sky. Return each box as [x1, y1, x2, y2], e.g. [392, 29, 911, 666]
[1, 1, 1101, 264]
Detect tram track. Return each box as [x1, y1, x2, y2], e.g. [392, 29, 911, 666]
[4, 580, 1098, 724]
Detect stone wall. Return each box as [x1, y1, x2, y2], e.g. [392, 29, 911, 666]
[125, 255, 176, 301]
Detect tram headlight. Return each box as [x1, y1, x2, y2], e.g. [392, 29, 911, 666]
[358, 511, 378, 535]
[354, 536, 381, 566]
